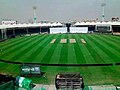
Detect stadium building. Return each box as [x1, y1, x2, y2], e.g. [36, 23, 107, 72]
[0, 21, 120, 90]
[0, 21, 120, 39]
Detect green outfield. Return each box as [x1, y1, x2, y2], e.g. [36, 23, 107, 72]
[0, 34, 120, 85]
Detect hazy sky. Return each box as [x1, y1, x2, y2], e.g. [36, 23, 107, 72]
[0, 0, 120, 23]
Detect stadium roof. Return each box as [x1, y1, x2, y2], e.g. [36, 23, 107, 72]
[0, 21, 120, 29]
[0, 22, 63, 29]
[74, 21, 120, 26]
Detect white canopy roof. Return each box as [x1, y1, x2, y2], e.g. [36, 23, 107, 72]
[74, 21, 120, 26]
[0, 21, 120, 29]
[0, 22, 63, 29]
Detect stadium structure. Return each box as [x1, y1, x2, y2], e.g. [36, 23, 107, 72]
[0, 21, 120, 38]
[0, 20, 120, 90]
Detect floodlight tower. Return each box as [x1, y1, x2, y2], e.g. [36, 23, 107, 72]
[33, 6, 37, 23]
[101, 3, 106, 22]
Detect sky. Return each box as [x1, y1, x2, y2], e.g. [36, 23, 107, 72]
[0, 0, 120, 23]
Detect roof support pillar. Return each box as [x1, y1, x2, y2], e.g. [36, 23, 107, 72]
[13, 28, 15, 35]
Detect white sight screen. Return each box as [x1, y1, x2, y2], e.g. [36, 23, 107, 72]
[70, 27, 88, 33]
[50, 27, 67, 34]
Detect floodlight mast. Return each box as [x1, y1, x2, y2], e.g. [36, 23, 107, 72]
[101, 3, 106, 22]
[33, 6, 37, 23]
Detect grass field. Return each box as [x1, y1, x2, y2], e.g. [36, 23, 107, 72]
[0, 33, 120, 85]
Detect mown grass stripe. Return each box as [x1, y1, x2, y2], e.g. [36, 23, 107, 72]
[1, 35, 48, 70]
[0, 35, 42, 59]
[95, 34, 120, 54]
[59, 34, 68, 64]
[73, 34, 86, 64]
[93, 34, 120, 62]
[112, 35, 120, 40]
[0, 37, 22, 48]
[87, 34, 118, 62]
[81, 34, 105, 63]
[4, 34, 53, 73]
[0, 35, 39, 50]
[0, 36, 31, 47]
[12, 34, 49, 62]
[23, 34, 54, 62]
[40, 34, 60, 63]
[83, 34, 113, 63]
[67, 34, 79, 72]
[102, 35, 120, 49]
[57, 34, 68, 72]
[78, 34, 106, 82]
[82, 34, 116, 82]
[67, 34, 77, 64]
[76, 34, 96, 64]
[41, 35, 60, 63]
[3, 34, 53, 72]
[40, 34, 62, 71]
[45, 34, 63, 72]
[30, 34, 55, 63]
[0, 34, 120, 85]
[103, 34, 120, 43]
